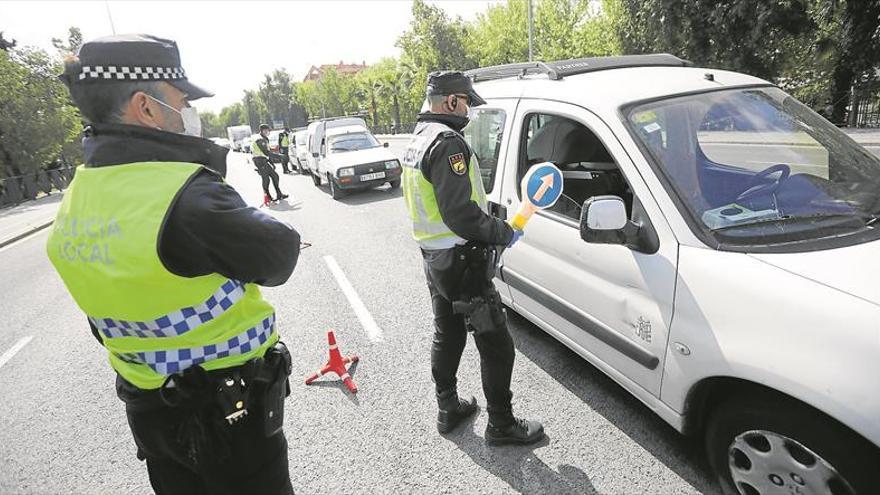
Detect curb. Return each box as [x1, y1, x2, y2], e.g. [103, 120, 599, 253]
[0, 220, 54, 249]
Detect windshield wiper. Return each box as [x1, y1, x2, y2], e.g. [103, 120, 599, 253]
[713, 212, 873, 232]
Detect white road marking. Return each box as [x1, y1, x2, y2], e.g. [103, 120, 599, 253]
[0, 336, 34, 370]
[323, 255, 384, 343]
[0, 227, 49, 254]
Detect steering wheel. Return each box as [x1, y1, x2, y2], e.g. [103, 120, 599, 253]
[735, 164, 791, 202]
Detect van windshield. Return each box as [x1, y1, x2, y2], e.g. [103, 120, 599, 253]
[329, 132, 380, 153]
[627, 87, 880, 247]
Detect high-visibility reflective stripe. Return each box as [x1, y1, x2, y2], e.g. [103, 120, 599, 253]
[89, 279, 244, 339]
[118, 314, 275, 375]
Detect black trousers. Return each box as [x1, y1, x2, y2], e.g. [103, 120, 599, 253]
[255, 157, 283, 198]
[423, 249, 515, 425]
[279, 147, 291, 173]
[126, 393, 293, 495]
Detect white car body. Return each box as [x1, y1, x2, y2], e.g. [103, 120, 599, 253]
[226, 125, 251, 152]
[293, 130, 309, 169]
[312, 125, 401, 196]
[467, 60, 880, 456]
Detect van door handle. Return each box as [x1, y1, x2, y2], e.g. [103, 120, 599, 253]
[488, 201, 507, 220]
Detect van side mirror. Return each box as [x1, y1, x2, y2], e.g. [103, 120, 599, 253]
[383, 142, 390, 148]
[580, 195, 658, 253]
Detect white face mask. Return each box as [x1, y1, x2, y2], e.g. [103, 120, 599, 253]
[147, 94, 202, 137]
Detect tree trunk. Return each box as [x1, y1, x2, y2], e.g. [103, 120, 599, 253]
[392, 93, 401, 128]
[830, 64, 853, 126]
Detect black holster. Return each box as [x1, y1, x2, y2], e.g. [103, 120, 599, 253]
[157, 341, 293, 463]
[449, 242, 507, 335]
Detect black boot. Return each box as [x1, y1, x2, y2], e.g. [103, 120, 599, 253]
[437, 390, 478, 434]
[485, 417, 544, 446]
[277, 192, 289, 200]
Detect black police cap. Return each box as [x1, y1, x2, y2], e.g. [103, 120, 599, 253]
[426, 71, 486, 107]
[59, 33, 213, 100]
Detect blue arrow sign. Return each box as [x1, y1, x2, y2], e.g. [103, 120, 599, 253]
[524, 162, 563, 209]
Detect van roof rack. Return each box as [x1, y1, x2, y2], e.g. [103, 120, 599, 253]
[307, 113, 368, 124]
[465, 54, 692, 82]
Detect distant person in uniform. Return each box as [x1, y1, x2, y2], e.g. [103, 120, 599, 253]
[278, 127, 292, 174]
[252, 124, 288, 205]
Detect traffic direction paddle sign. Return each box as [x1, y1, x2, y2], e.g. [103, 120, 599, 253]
[524, 162, 563, 208]
[510, 162, 563, 230]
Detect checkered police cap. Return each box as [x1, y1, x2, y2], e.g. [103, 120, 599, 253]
[60, 33, 212, 100]
[77, 64, 187, 82]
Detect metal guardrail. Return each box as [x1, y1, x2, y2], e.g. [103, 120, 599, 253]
[0, 166, 77, 209]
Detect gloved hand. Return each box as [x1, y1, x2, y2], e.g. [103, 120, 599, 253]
[507, 228, 524, 248]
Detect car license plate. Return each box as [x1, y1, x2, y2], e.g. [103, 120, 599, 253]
[360, 172, 385, 181]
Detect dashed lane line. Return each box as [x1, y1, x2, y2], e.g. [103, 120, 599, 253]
[323, 255, 384, 343]
[0, 336, 34, 370]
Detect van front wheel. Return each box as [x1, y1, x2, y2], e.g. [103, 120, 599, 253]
[704, 391, 877, 495]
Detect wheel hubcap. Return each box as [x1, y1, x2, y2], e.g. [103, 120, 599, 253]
[727, 430, 855, 495]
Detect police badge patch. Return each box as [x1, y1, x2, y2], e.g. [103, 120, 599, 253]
[448, 153, 467, 175]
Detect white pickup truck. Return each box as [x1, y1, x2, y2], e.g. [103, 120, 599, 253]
[305, 118, 401, 199]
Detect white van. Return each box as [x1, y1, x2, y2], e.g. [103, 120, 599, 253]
[292, 130, 309, 173]
[306, 118, 401, 199]
[464, 54, 880, 495]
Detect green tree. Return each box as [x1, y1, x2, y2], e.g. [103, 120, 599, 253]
[294, 81, 322, 120]
[354, 70, 382, 127]
[199, 110, 225, 138]
[258, 69, 304, 127]
[610, 0, 812, 81]
[218, 102, 247, 129]
[467, 1, 530, 67]
[51, 27, 83, 57]
[242, 90, 265, 128]
[397, 0, 475, 73]
[818, 0, 880, 124]
[0, 47, 82, 178]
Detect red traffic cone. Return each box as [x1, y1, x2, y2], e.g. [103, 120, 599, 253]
[304, 330, 359, 393]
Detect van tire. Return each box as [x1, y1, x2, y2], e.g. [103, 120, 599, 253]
[311, 170, 321, 186]
[328, 173, 346, 200]
[704, 391, 877, 495]
[389, 179, 400, 189]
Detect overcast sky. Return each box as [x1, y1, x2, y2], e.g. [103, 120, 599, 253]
[0, 1, 501, 113]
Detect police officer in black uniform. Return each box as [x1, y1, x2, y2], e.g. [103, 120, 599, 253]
[57, 34, 298, 494]
[404, 71, 544, 445]
[253, 124, 288, 203]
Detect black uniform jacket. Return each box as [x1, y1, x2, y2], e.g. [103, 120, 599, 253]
[81, 124, 300, 405]
[417, 113, 513, 247]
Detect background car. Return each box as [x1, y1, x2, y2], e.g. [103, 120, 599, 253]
[309, 123, 401, 199]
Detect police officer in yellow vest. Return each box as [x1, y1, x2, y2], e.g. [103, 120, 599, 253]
[278, 127, 292, 174]
[402, 71, 544, 445]
[253, 124, 288, 204]
[50, 34, 299, 494]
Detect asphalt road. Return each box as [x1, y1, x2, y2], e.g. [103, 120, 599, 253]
[0, 151, 718, 494]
